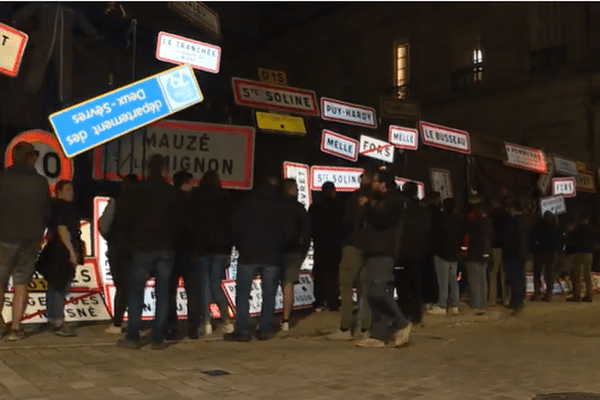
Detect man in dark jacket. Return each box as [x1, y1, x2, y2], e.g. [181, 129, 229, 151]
[503, 200, 529, 314]
[530, 211, 560, 302]
[327, 170, 374, 341]
[280, 179, 310, 332]
[0, 142, 50, 341]
[355, 170, 411, 348]
[117, 154, 181, 350]
[463, 198, 493, 314]
[488, 200, 510, 305]
[427, 198, 463, 315]
[226, 175, 289, 342]
[567, 212, 598, 302]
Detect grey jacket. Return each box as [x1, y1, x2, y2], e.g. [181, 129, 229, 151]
[0, 163, 51, 242]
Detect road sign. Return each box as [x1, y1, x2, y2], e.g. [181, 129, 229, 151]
[310, 166, 364, 192]
[49, 64, 203, 158]
[420, 121, 470, 154]
[395, 177, 425, 199]
[258, 68, 288, 86]
[283, 161, 311, 210]
[320, 129, 358, 162]
[553, 155, 578, 176]
[255, 111, 306, 135]
[430, 168, 453, 201]
[0, 22, 28, 77]
[380, 97, 420, 120]
[389, 125, 418, 150]
[4, 130, 74, 193]
[540, 195, 566, 216]
[359, 134, 395, 163]
[552, 177, 576, 198]
[93, 120, 255, 190]
[156, 31, 221, 74]
[320, 97, 377, 129]
[168, 2, 221, 38]
[232, 78, 319, 116]
[576, 172, 596, 193]
[504, 143, 547, 174]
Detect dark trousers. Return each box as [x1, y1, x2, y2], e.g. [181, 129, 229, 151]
[505, 260, 525, 310]
[420, 254, 439, 305]
[366, 256, 410, 343]
[167, 252, 203, 332]
[313, 249, 341, 310]
[533, 251, 557, 297]
[395, 257, 424, 323]
[107, 244, 131, 326]
[234, 264, 280, 336]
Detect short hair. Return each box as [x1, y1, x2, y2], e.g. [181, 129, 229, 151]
[55, 180, 72, 195]
[12, 142, 38, 164]
[322, 181, 335, 192]
[443, 197, 455, 212]
[282, 178, 297, 194]
[375, 170, 395, 190]
[200, 170, 222, 189]
[173, 170, 194, 189]
[147, 154, 166, 178]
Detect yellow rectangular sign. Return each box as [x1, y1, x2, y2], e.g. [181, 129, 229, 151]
[258, 68, 288, 86]
[255, 111, 306, 135]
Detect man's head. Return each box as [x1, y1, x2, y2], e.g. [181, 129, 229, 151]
[200, 170, 222, 189]
[360, 168, 375, 188]
[121, 174, 138, 192]
[442, 197, 455, 213]
[402, 181, 419, 201]
[543, 210, 556, 224]
[282, 178, 298, 198]
[322, 181, 336, 199]
[372, 170, 395, 194]
[173, 170, 194, 192]
[146, 154, 167, 179]
[55, 180, 74, 202]
[12, 142, 39, 166]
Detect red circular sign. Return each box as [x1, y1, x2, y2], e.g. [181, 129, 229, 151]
[4, 130, 75, 193]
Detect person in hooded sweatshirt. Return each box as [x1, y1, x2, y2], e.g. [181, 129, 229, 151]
[225, 174, 289, 342]
[567, 212, 599, 302]
[530, 211, 560, 302]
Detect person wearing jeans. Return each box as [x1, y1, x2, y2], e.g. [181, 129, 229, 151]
[433, 256, 459, 312]
[567, 213, 598, 302]
[201, 254, 233, 334]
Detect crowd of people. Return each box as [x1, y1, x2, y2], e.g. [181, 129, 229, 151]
[0, 140, 598, 350]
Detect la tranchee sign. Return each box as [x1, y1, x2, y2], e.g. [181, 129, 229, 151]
[419, 121, 470, 154]
[504, 143, 547, 174]
[320, 129, 358, 162]
[320, 97, 377, 129]
[389, 125, 418, 150]
[156, 31, 221, 74]
[232, 78, 319, 116]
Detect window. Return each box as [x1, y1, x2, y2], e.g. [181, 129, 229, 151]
[472, 49, 483, 84]
[394, 43, 410, 99]
[451, 48, 483, 93]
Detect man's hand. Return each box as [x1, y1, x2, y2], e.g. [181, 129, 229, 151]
[358, 196, 369, 207]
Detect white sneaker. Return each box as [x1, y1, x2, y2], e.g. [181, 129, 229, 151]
[325, 328, 353, 341]
[222, 321, 234, 334]
[394, 323, 412, 347]
[204, 322, 213, 336]
[355, 337, 385, 348]
[280, 321, 290, 332]
[449, 307, 460, 315]
[104, 325, 122, 334]
[426, 306, 447, 315]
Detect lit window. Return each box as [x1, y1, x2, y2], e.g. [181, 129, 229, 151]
[395, 43, 410, 99]
[472, 49, 483, 64]
[472, 48, 483, 84]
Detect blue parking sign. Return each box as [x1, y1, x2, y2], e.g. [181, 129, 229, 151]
[49, 64, 203, 158]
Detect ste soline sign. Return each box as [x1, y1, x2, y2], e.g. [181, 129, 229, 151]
[49, 64, 203, 158]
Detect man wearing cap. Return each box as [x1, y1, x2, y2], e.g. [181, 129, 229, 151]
[0, 142, 51, 340]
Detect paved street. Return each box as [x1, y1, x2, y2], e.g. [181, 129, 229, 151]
[1, 301, 600, 400]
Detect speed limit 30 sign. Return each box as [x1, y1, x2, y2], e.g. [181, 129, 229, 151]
[4, 130, 75, 193]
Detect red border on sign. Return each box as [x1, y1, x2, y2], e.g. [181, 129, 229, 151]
[419, 121, 471, 154]
[320, 97, 377, 129]
[0, 22, 28, 77]
[320, 130, 359, 162]
[389, 125, 419, 150]
[310, 166, 365, 192]
[576, 173, 596, 193]
[552, 177, 576, 198]
[395, 177, 425, 199]
[4, 130, 75, 193]
[156, 31, 221, 74]
[282, 161, 312, 206]
[231, 78, 319, 116]
[92, 121, 255, 190]
[503, 143, 548, 174]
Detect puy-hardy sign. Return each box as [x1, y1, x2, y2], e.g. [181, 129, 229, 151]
[504, 143, 547, 174]
[49, 64, 203, 158]
[420, 121, 470, 154]
[232, 78, 319, 116]
[552, 177, 576, 198]
[359, 134, 394, 163]
[156, 31, 221, 74]
[320, 130, 358, 162]
[389, 125, 418, 150]
[320, 97, 377, 129]
[310, 166, 364, 192]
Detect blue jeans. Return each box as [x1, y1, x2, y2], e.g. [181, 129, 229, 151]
[434, 256, 459, 309]
[126, 250, 174, 343]
[200, 254, 231, 323]
[168, 252, 203, 331]
[505, 260, 525, 310]
[46, 279, 73, 324]
[234, 264, 280, 336]
[466, 261, 487, 310]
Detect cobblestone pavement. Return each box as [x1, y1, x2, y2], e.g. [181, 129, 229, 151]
[1, 301, 600, 400]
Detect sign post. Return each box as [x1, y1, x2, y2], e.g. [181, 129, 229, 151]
[320, 97, 377, 129]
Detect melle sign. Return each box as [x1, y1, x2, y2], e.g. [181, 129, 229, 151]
[552, 177, 576, 198]
[156, 31, 221, 74]
[419, 121, 470, 154]
[540, 195, 567, 216]
[49, 64, 203, 158]
[553, 155, 578, 176]
[0, 22, 28, 77]
[359, 134, 395, 163]
[232, 78, 319, 116]
[255, 111, 306, 135]
[310, 166, 364, 192]
[395, 177, 425, 200]
[389, 125, 418, 150]
[320, 97, 377, 129]
[504, 143, 547, 174]
[320, 129, 358, 162]
[283, 162, 311, 210]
